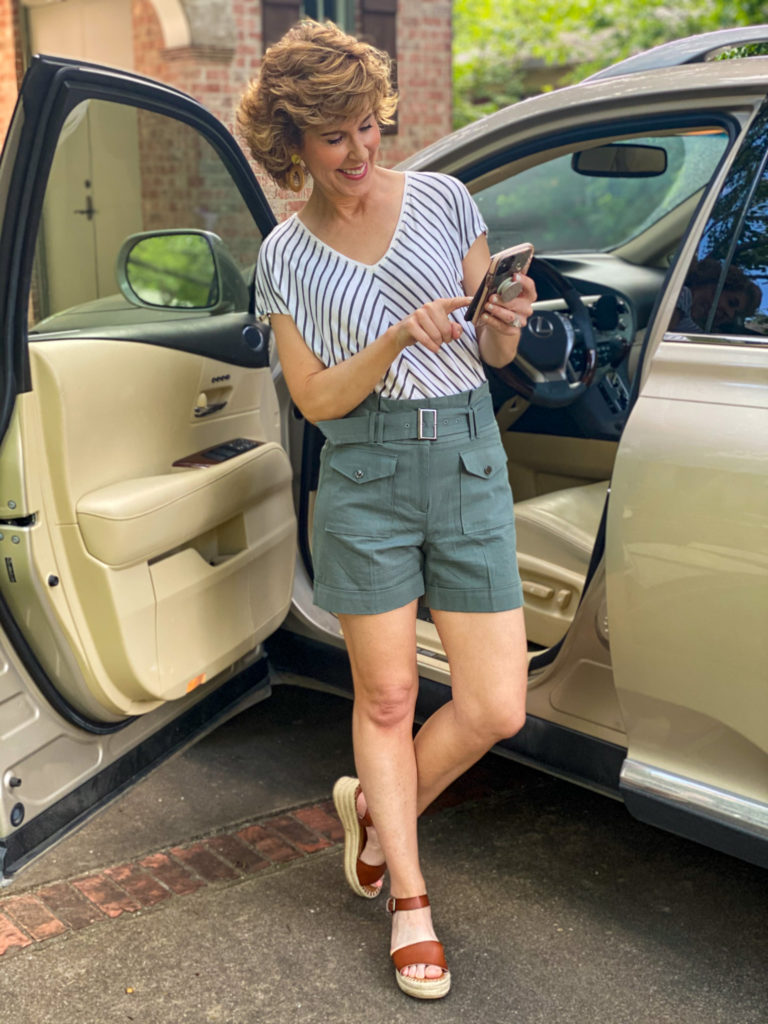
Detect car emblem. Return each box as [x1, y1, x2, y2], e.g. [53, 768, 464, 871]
[529, 315, 555, 338]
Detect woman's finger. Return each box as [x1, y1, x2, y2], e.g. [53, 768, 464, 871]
[440, 295, 473, 315]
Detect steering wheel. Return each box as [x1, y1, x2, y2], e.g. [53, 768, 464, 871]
[494, 258, 597, 408]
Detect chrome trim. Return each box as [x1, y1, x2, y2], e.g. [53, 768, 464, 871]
[664, 330, 768, 348]
[621, 759, 768, 840]
[416, 645, 449, 664]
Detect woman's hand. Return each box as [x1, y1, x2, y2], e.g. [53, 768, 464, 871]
[390, 296, 472, 353]
[478, 272, 536, 335]
[476, 272, 537, 367]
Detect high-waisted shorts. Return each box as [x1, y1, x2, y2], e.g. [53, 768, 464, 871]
[311, 382, 523, 616]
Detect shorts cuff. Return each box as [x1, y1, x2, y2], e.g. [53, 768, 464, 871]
[425, 581, 524, 613]
[313, 574, 425, 616]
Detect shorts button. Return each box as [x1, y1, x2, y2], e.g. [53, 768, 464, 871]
[484, 465, 492, 475]
[354, 469, 365, 480]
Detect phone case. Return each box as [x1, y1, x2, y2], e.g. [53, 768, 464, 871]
[465, 242, 534, 324]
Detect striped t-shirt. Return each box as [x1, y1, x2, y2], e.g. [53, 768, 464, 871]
[254, 171, 488, 400]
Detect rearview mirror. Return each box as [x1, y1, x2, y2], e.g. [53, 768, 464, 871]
[572, 144, 667, 178]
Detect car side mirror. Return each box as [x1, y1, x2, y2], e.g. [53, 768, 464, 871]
[572, 144, 667, 177]
[116, 230, 249, 312]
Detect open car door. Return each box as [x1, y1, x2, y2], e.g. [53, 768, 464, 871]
[0, 57, 296, 880]
[605, 97, 768, 868]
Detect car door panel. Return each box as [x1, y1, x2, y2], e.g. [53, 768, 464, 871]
[607, 341, 768, 791]
[12, 338, 294, 717]
[605, 98, 768, 864]
[0, 56, 295, 878]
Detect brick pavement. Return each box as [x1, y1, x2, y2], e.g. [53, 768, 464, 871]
[0, 799, 345, 959]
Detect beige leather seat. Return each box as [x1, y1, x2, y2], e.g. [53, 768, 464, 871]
[513, 481, 608, 647]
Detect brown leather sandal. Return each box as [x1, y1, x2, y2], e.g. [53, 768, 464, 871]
[387, 894, 451, 999]
[332, 776, 386, 899]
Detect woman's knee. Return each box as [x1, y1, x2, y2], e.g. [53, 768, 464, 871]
[354, 680, 417, 730]
[456, 694, 526, 744]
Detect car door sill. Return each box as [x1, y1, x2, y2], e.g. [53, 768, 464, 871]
[0, 660, 272, 882]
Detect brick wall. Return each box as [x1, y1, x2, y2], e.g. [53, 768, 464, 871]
[0, 0, 22, 137]
[385, 0, 453, 166]
[0, 0, 453, 223]
[130, 0, 453, 221]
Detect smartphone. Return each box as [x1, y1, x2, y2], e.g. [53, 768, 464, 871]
[465, 242, 534, 325]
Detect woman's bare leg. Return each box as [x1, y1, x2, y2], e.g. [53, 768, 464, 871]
[413, 606, 528, 814]
[339, 600, 443, 981]
[339, 602, 528, 982]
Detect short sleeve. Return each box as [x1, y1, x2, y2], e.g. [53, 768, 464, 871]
[444, 175, 487, 256]
[253, 241, 290, 317]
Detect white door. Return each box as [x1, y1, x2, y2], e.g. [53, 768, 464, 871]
[27, 0, 142, 316]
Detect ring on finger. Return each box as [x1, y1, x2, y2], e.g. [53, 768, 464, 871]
[511, 314, 523, 329]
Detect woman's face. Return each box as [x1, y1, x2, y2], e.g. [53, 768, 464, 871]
[299, 111, 381, 200]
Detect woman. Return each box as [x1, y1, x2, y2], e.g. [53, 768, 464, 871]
[238, 20, 534, 1000]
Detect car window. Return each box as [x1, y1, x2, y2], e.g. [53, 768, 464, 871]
[472, 130, 730, 255]
[671, 103, 768, 340]
[28, 99, 263, 333]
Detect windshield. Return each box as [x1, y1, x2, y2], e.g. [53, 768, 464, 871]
[473, 130, 730, 255]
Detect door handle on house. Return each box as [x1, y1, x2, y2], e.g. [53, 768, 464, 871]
[73, 195, 97, 220]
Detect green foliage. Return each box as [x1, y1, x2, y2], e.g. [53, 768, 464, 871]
[453, 0, 762, 127]
[716, 42, 768, 59]
[453, 58, 525, 129]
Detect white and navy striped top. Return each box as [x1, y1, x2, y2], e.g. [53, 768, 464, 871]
[254, 171, 488, 400]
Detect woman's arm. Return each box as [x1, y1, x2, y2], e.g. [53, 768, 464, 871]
[462, 235, 537, 368]
[271, 293, 471, 423]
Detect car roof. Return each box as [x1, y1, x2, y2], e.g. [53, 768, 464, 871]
[399, 57, 768, 176]
[584, 25, 768, 82]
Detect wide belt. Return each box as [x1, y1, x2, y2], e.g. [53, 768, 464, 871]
[317, 393, 496, 444]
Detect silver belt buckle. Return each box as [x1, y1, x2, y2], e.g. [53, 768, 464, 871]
[417, 408, 438, 440]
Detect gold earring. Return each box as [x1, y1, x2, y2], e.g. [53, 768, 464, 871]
[289, 153, 305, 193]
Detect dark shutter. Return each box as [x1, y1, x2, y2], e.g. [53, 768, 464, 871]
[263, 0, 301, 49]
[359, 0, 396, 57]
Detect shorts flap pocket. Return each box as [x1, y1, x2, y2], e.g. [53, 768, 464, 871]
[459, 446, 507, 481]
[329, 448, 398, 485]
[458, 442, 513, 534]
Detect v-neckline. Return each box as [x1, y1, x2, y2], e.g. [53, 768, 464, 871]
[294, 173, 410, 269]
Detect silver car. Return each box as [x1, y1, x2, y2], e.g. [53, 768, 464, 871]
[0, 27, 765, 882]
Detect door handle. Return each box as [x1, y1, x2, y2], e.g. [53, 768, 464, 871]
[73, 195, 97, 220]
[194, 401, 227, 418]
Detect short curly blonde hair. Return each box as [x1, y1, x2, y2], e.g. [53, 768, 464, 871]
[237, 20, 398, 190]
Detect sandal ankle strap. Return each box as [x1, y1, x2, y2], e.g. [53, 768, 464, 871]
[354, 784, 375, 829]
[386, 894, 430, 914]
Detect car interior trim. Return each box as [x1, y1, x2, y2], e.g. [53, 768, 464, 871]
[30, 314, 273, 368]
[0, 582, 137, 735]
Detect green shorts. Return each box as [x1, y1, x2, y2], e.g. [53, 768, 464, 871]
[311, 384, 523, 616]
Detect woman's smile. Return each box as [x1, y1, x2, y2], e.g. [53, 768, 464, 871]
[339, 163, 368, 179]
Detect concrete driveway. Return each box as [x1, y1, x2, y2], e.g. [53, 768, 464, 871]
[0, 682, 766, 1024]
